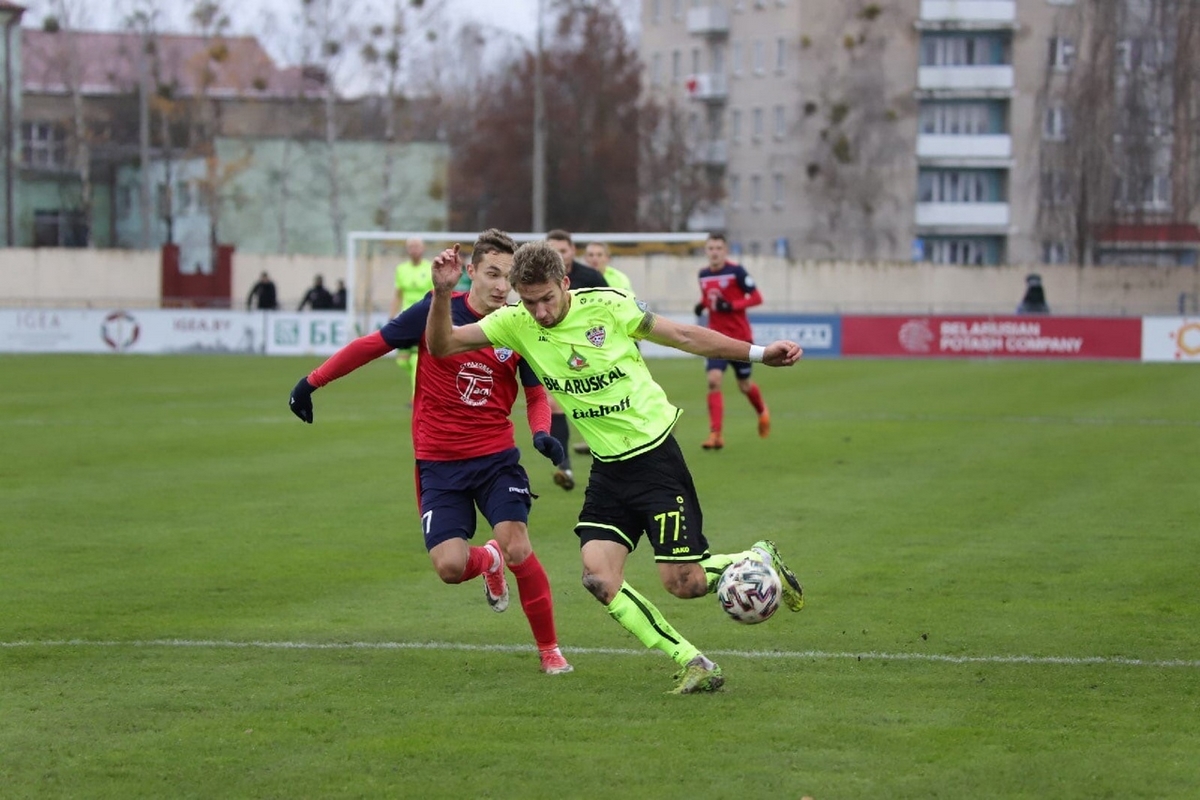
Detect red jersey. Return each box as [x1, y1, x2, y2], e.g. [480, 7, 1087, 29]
[307, 292, 545, 462]
[697, 262, 762, 343]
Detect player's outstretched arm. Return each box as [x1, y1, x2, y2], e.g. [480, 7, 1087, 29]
[426, 244, 493, 357]
[643, 315, 802, 367]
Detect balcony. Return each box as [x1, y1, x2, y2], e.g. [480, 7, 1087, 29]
[916, 202, 1010, 230]
[687, 205, 727, 233]
[919, 0, 1016, 27]
[689, 139, 729, 168]
[917, 134, 1012, 163]
[685, 72, 728, 103]
[687, 6, 729, 36]
[918, 65, 1014, 94]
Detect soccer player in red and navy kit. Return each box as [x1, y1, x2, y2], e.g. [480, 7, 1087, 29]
[693, 233, 770, 451]
[288, 229, 573, 675]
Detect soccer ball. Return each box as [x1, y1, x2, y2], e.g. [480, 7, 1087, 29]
[716, 557, 781, 624]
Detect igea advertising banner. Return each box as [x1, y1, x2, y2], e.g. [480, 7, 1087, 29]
[842, 316, 1143, 360]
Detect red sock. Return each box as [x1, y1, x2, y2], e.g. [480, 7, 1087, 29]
[457, 545, 494, 583]
[509, 552, 557, 649]
[746, 383, 766, 415]
[707, 390, 724, 433]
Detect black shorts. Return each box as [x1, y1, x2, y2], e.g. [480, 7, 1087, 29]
[574, 434, 709, 563]
[416, 448, 532, 550]
[705, 358, 753, 380]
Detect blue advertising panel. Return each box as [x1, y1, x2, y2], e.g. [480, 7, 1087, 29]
[749, 314, 841, 358]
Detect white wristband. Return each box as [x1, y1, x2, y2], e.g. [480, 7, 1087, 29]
[747, 344, 765, 363]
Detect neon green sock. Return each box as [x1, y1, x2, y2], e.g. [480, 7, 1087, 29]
[606, 582, 700, 668]
[698, 550, 756, 594]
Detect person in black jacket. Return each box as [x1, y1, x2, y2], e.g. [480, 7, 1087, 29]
[246, 271, 278, 310]
[1017, 273, 1050, 314]
[298, 275, 335, 311]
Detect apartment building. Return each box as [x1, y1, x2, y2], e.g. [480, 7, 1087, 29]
[639, 0, 1198, 267]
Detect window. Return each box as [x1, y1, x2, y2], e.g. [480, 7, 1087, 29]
[773, 105, 786, 138]
[21, 122, 68, 169]
[772, 173, 784, 208]
[1049, 36, 1075, 70]
[921, 34, 1006, 67]
[1116, 173, 1171, 211]
[671, 50, 681, 83]
[1043, 105, 1067, 140]
[919, 102, 996, 135]
[731, 42, 743, 75]
[753, 40, 765, 74]
[928, 238, 988, 266]
[730, 108, 742, 142]
[750, 174, 762, 208]
[919, 170, 993, 203]
[651, 0, 662, 23]
[711, 45, 725, 76]
[691, 47, 701, 75]
[33, 209, 87, 247]
[176, 180, 193, 214]
[729, 174, 741, 208]
[752, 107, 764, 139]
[1040, 171, 1068, 206]
[1042, 241, 1070, 264]
[650, 53, 662, 86]
[775, 37, 786, 73]
[672, 0, 683, 20]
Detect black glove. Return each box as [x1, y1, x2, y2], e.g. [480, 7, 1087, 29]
[289, 377, 316, 424]
[533, 431, 566, 465]
[714, 296, 733, 312]
[693, 302, 706, 317]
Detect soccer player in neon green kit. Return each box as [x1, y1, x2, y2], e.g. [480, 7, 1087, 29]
[389, 237, 435, 399]
[427, 240, 806, 694]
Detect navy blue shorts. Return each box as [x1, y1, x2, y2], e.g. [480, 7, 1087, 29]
[705, 358, 752, 380]
[416, 447, 532, 550]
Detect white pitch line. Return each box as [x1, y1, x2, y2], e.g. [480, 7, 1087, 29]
[2, 639, 1198, 669]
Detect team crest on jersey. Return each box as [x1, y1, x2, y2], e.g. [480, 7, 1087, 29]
[566, 346, 589, 371]
[456, 362, 495, 407]
[493, 347, 514, 362]
[585, 326, 606, 347]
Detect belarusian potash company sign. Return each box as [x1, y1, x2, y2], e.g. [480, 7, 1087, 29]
[842, 316, 1142, 360]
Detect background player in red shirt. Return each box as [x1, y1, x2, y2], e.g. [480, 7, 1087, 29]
[693, 233, 770, 451]
[288, 229, 573, 675]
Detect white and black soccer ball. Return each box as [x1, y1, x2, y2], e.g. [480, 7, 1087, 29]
[717, 557, 782, 624]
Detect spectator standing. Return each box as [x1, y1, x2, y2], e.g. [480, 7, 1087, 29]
[332, 280, 347, 311]
[694, 234, 770, 451]
[298, 275, 334, 311]
[246, 271, 278, 310]
[1017, 273, 1050, 314]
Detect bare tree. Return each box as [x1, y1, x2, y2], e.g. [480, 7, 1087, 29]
[1038, 0, 1200, 265]
[639, 98, 711, 231]
[41, 0, 95, 246]
[297, 0, 363, 255]
[795, 2, 910, 259]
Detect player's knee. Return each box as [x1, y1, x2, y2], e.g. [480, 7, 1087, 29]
[430, 556, 466, 584]
[582, 571, 615, 604]
[706, 377, 721, 392]
[662, 567, 707, 599]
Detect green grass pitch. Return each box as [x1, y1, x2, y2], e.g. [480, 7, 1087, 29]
[2, 353, 1199, 798]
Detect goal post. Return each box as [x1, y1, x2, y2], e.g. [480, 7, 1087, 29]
[344, 230, 706, 330]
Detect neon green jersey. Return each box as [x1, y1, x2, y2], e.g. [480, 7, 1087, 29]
[395, 260, 434, 313]
[478, 287, 681, 462]
[599, 266, 633, 291]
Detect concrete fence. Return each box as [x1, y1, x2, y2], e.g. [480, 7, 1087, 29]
[2, 247, 1197, 317]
